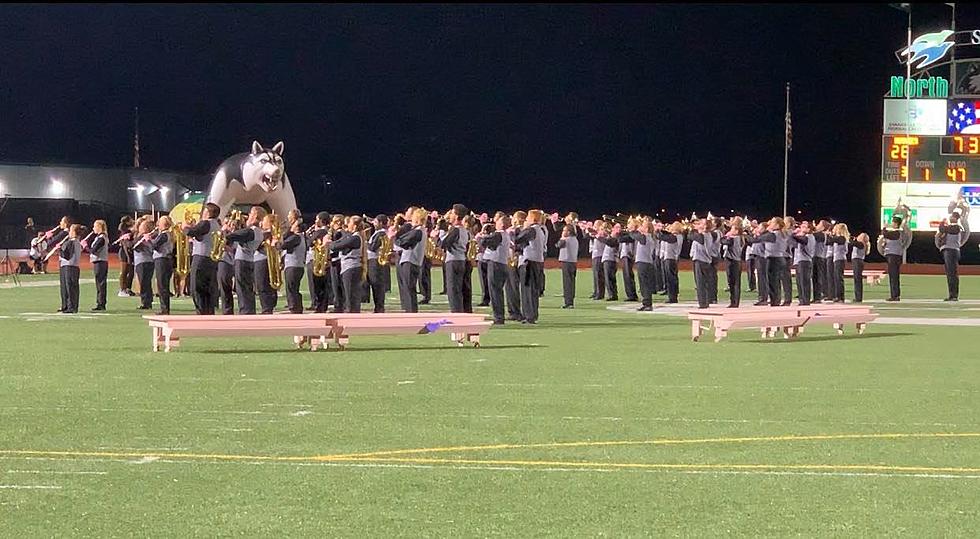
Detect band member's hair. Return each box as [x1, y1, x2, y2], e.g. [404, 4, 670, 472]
[496, 214, 512, 228]
[513, 210, 527, 224]
[138, 219, 154, 234]
[770, 217, 785, 230]
[567, 212, 579, 221]
[832, 222, 850, 240]
[452, 203, 469, 217]
[856, 232, 870, 250]
[287, 209, 301, 223]
[119, 215, 133, 226]
[375, 214, 389, 229]
[251, 206, 268, 222]
[69, 224, 82, 237]
[527, 209, 543, 223]
[159, 215, 173, 228]
[93, 220, 107, 234]
[330, 214, 344, 228]
[493, 211, 506, 220]
[60, 216, 72, 227]
[348, 215, 363, 230]
[411, 208, 427, 225]
[316, 211, 330, 225]
[204, 203, 220, 218]
[668, 221, 684, 234]
[393, 214, 406, 227]
[563, 224, 575, 235]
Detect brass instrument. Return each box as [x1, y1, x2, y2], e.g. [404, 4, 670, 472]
[425, 236, 445, 262]
[312, 228, 328, 277]
[360, 227, 370, 282]
[173, 209, 193, 278]
[210, 209, 241, 262]
[466, 237, 478, 263]
[377, 231, 393, 266]
[265, 211, 284, 290]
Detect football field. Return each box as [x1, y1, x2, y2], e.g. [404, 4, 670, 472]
[1, 269, 978, 536]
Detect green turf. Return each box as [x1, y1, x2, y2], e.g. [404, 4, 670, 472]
[0, 268, 978, 536]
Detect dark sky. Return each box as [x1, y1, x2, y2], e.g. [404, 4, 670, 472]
[0, 4, 967, 230]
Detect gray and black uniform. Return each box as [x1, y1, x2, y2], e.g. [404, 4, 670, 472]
[152, 230, 174, 314]
[657, 232, 682, 303]
[514, 223, 546, 323]
[395, 226, 425, 313]
[225, 226, 262, 315]
[282, 230, 307, 313]
[878, 226, 911, 301]
[720, 234, 744, 307]
[689, 231, 713, 309]
[252, 229, 277, 314]
[482, 230, 511, 323]
[366, 229, 387, 313]
[133, 233, 155, 310]
[791, 233, 816, 305]
[307, 227, 331, 313]
[58, 236, 81, 313]
[440, 225, 471, 313]
[88, 233, 109, 310]
[598, 235, 619, 301]
[587, 234, 605, 299]
[811, 231, 827, 302]
[185, 218, 220, 314]
[849, 240, 867, 303]
[331, 231, 362, 313]
[557, 235, 579, 308]
[618, 236, 638, 302]
[937, 214, 970, 300]
[747, 235, 768, 304]
[829, 235, 848, 302]
[217, 242, 235, 315]
[631, 231, 656, 308]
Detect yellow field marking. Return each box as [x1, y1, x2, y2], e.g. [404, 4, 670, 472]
[0, 432, 978, 469]
[333, 456, 980, 475]
[311, 432, 980, 461]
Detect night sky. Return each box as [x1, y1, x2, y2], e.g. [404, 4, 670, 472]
[0, 4, 968, 231]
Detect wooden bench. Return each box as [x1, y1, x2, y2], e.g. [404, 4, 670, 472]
[790, 268, 885, 285]
[688, 304, 878, 343]
[327, 313, 492, 350]
[143, 313, 493, 352]
[143, 314, 337, 353]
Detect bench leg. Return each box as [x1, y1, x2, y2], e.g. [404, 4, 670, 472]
[293, 336, 307, 350]
[335, 335, 349, 351]
[833, 322, 844, 336]
[152, 327, 161, 352]
[691, 321, 703, 342]
[857, 322, 867, 335]
[714, 327, 727, 343]
[164, 330, 172, 353]
[468, 334, 481, 348]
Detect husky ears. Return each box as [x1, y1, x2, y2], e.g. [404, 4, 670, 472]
[271, 141, 284, 155]
[251, 141, 264, 155]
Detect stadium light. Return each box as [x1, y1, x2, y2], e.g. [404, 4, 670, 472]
[50, 178, 65, 196]
[160, 185, 169, 196]
[182, 192, 190, 200]
[135, 184, 145, 196]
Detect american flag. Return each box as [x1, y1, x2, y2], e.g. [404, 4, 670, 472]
[785, 109, 792, 151]
[948, 100, 980, 134]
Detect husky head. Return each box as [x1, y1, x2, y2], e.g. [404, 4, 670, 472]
[244, 141, 286, 192]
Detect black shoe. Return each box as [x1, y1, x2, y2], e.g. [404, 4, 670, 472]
[781, 301, 792, 306]
[476, 302, 490, 307]
[91, 307, 105, 312]
[137, 305, 151, 310]
[727, 304, 738, 308]
[666, 299, 678, 304]
[561, 304, 574, 309]
[508, 316, 523, 322]
[419, 300, 430, 305]
[637, 306, 652, 312]
[753, 301, 768, 306]
[155, 310, 170, 316]
[306, 305, 315, 310]
[886, 297, 899, 302]
[625, 297, 639, 302]
[492, 320, 505, 325]
[606, 297, 618, 302]
[944, 297, 958, 302]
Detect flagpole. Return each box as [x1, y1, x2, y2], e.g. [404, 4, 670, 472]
[783, 82, 790, 218]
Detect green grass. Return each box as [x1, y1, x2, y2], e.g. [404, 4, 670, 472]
[1, 269, 979, 536]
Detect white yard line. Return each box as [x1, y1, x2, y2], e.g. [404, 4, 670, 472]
[5, 470, 106, 475]
[0, 485, 62, 489]
[0, 279, 95, 290]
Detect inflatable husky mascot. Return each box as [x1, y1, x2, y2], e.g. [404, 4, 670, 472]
[205, 141, 297, 223]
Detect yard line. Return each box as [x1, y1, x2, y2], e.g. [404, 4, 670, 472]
[0, 485, 62, 489]
[5, 470, 106, 475]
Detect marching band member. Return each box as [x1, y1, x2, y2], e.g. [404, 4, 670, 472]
[720, 219, 745, 308]
[746, 220, 758, 293]
[224, 206, 265, 315]
[329, 214, 345, 313]
[476, 222, 492, 307]
[117, 216, 136, 297]
[281, 214, 307, 314]
[463, 214, 479, 312]
[481, 213, 511, 324]
[652, 222, 665, 296]
[631, 217, 655, 311]
[753, 217, 788, 306]
[418, 212, 434, 306]
[506, 211, 526, 321]
[829, 222, 850, 303]
[688, 219, 713, 309]
[586, 220, 606, 300]
[217, 215, 237, 315]
[557, 223, 579, 309]
[365, 214, 389, 313]
[597, 221, 620, 301]
[151, 216, 174, 315]
[850, 232, 869, 303]
[438, 204, 471, 313]
[330, 215, 364, 313]
[85, 220, 109, 311]
[619, 217, 639, 302]
[791, 220, 816, 306]
[747, 222, 768, 305]
[395, 208, 426, 313]
[779, 216, 795, 304]
[877, 212, 912, 302]
[182, 202, 221, 315]
[657, 221, 683, 304]
[513, 209, 546, 324]
[706, 217, 721, 305]
[253, 212, 280, 314]
[811, 220, 829, 303]
[133, 218, 156, 311]
[936, 199, 970, 302]
[57, 224, 83, 314]
[307, 212, 332, 313]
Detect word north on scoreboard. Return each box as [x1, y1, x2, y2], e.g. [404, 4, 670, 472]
[881, 135, 980, 182]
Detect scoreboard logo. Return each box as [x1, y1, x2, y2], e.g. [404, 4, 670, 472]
[960, 186, 980, 206]
[899, 30, 955, 69]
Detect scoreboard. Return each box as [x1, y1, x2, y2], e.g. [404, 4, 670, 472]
[881, 135, 980, 183]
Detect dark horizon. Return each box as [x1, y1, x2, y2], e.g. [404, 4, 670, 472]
[0, 3, 968, 231]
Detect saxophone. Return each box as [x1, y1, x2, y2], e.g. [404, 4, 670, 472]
[265, 212, 284, 290]
[312, 230, 328, 277]
[377, 232, 393, 266]
[173, 208, 193, 278]
[466, 237, 478, 263]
